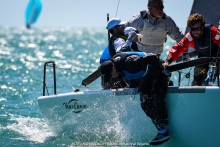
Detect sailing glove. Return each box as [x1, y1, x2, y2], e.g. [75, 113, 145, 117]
[166, 57, 173, 64]
[183, 53, 191, 61]
[124, 27, 137, 35]
[127, 31, 137, 42]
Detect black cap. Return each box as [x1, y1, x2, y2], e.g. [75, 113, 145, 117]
[99, 60, 113, 83]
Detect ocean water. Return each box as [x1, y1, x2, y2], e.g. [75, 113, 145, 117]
[0, 27, 193, 147]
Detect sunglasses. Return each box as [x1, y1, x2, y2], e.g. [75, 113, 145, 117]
[190, 27, 203, 32]
[117, 24, 125, 28]
[151, 5, 164, 10]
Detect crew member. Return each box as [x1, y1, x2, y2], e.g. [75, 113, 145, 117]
[99, 51, 170, 145]
[163, 13, 220, 86]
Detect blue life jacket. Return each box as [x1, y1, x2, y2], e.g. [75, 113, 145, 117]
[100, 46, 111, 64]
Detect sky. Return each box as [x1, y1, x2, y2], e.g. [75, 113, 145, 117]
[0, 0, 193, 28]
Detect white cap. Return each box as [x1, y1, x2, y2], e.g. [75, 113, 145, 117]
[106, 18, 126, 30]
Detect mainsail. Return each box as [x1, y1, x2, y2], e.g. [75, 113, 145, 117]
[177, 0, 220, 62]
[185, 0, 220, 33]
[25, 0, 42, 29]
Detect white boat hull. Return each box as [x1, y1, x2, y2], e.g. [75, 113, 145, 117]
[38, 86, 220, 147]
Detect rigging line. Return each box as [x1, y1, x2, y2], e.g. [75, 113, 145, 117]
[183, 56, 196, 85]
[187, 67, 193, 85]
[55, 65, 77, 91]
[176, 67, 193, 86]
[46, 64, 74, 70]
[115, 0, 121, 17]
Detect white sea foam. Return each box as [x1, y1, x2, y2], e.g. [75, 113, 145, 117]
[0, 97, 7, 101]
[7, 116, 55, 143]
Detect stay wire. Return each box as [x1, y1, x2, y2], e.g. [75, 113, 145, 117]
[209, 48, 220, 84]
[177, 68, 193, 86]
[115, 0, 120, 17]
[55, 64, 78, 92]
[46, 63, 98, 91]
[177, 56, 197, 86]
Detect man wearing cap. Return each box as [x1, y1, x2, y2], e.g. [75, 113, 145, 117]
[107, 18, 140, 57]
[117, 29, 143, 53]
[100, 18, 140, 64]
[99, 51, 170, 145]
[100, 18, 143, 89]
[125, 0, 184, 56]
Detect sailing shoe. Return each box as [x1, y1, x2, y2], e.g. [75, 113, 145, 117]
[149, 132, 170, 145]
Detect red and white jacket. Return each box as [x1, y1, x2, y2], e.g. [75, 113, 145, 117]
[167, 25, 220, 61]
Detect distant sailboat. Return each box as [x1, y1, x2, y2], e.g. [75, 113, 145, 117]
[25, 0, 42, 29]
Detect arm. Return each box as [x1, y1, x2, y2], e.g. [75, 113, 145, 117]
[211, 26, 220, 48]
[114, 38, 129, 53]
[125, 14, 144, 32]
[166, 33, 194, 64]
[115, 31, 139, 53]
[166, 16, 184, 43]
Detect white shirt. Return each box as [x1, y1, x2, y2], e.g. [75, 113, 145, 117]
[114, 38, 132, 52]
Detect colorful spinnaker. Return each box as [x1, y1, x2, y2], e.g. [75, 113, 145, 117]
[25, 0, 42, 29]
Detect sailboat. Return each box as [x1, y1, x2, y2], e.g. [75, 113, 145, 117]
[25, 0, 42, 29]
[38, 0, 220, 146]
